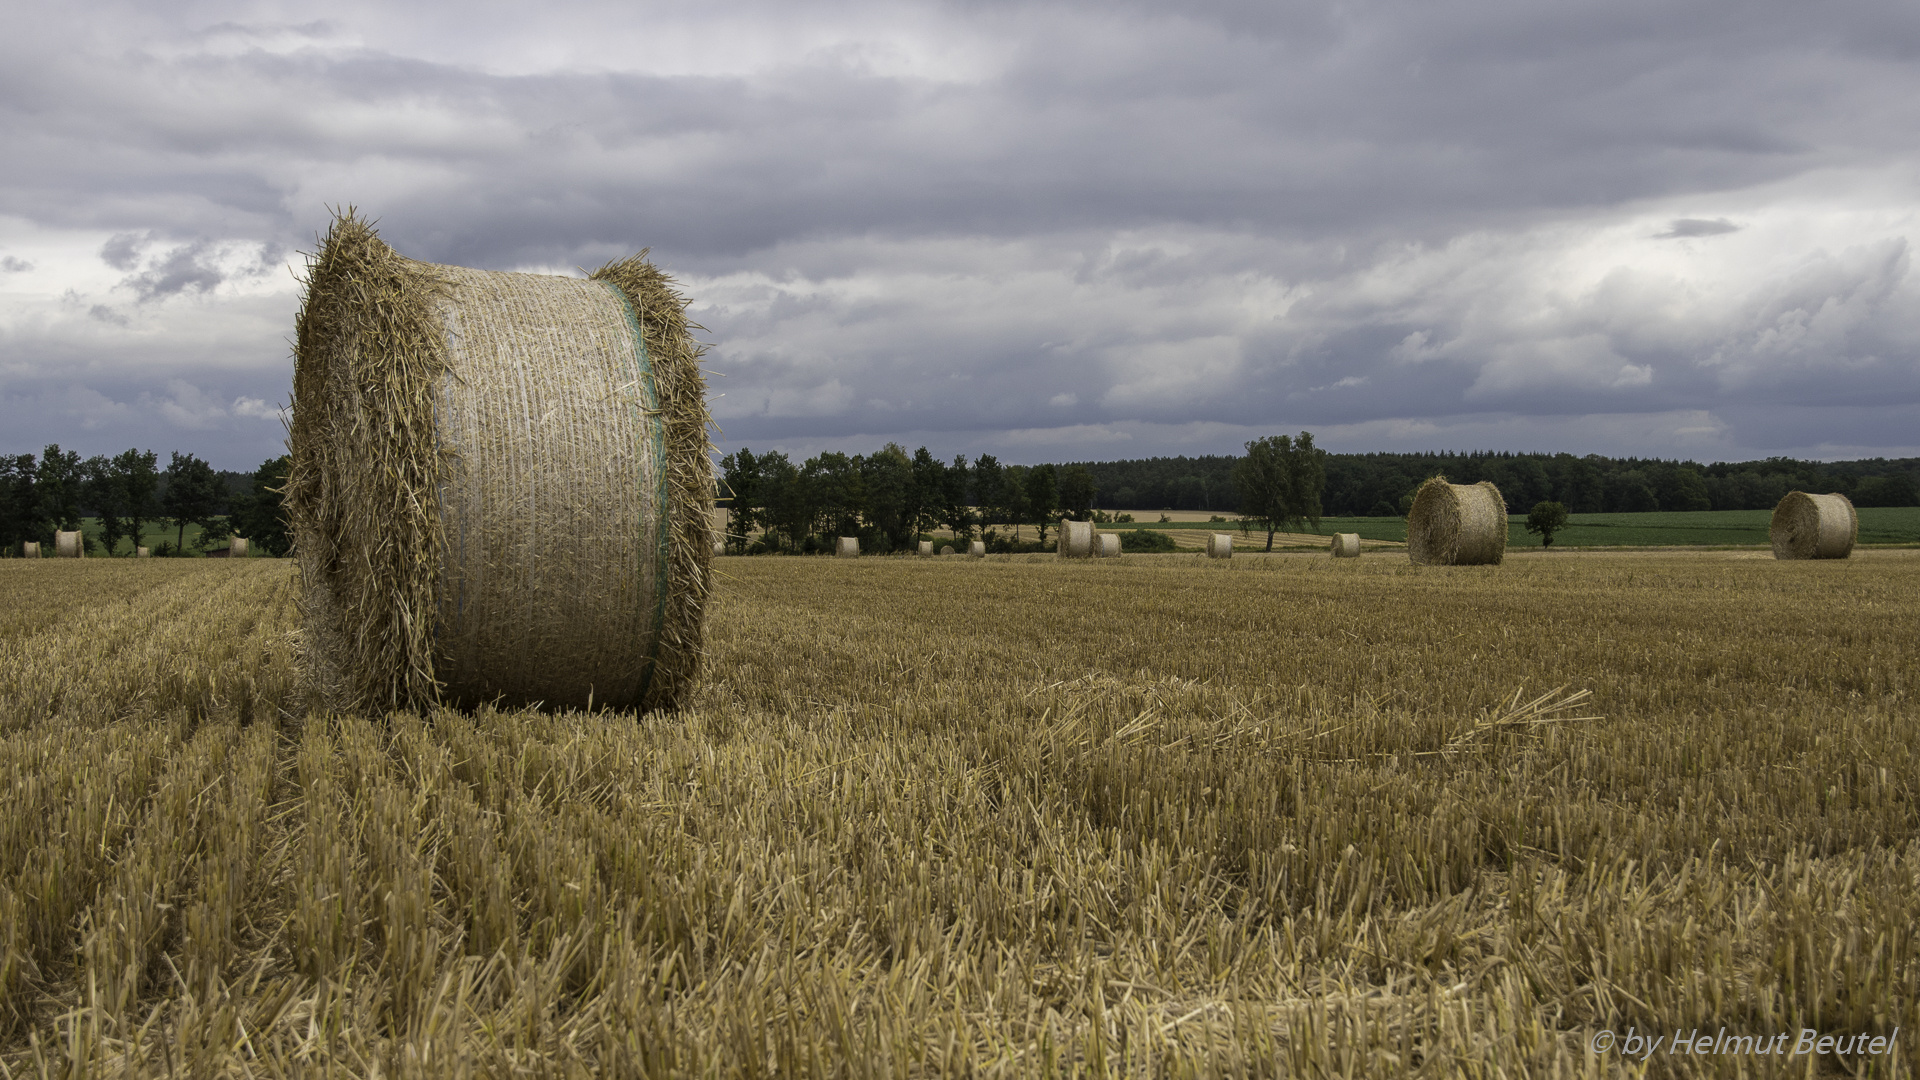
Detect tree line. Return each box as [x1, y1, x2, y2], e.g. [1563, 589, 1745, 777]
[0, 445, 290, 556]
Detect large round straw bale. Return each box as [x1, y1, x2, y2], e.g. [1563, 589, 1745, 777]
[1331, 533, 1361, 558]
[940, 544, 955, 556]
[22, 542, 39, 558]
[285, 212, 715, 715]
[968, 540, 986, 558]
[54, 531, 82, 558]
[1206, 533, 1232, 559]
[918, 540, 934, 557]
[836, 537, 860, 558]
[1406, 478, 1507, 566]
[1058, 519, 1094, 558]
[136, 546, 151, 558]
[712, 539, 726, 558]
[229, 537, 249, 559]
[1770, 491, 1857, 560]
[1098, 533, 1121, 558]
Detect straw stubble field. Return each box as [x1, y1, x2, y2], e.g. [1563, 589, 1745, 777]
[0, 553, 1915, 1076]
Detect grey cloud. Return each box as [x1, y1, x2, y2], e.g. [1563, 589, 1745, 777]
[1657, 218, 1741, 238]
[101, 232, 149, 270]
[0, 255, 32, 273]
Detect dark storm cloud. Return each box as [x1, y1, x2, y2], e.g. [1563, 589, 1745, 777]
[1, 0, 1918, 465]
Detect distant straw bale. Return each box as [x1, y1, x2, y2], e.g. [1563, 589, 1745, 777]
[918, 540, 934, 557]
[136, 546, 151, 559]
[712, 540, 726, 558]
[968, 540, 986, 558]
[229, 538, 249, 559]
[54, 531, 81, 558]
[1770, 491, 1857, 560]
[837, 537, 860, 559]
[941, 545, 955, 556]
[1058, 520, 1094, 558]
[1098, 533, 1120, 558]
[1331, 533, 1361, 558]
[1407, 478, 1507, 566]
[22, 542, 39, 558]
[285, 211, 715, 715]
[1207, 533, 1232, 559]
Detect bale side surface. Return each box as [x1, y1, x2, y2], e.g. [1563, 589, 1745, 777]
[837, 537, 860, 558]
[1331, 533, 1361, 558]
[1770, 491, 1857, 560]
[54, 531, 81, 558]
[1059, 520, 1094, 558]
[1407, 478, 1507, 566]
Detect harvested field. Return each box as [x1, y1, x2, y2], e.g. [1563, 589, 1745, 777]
[0, 553, 1916, 1075]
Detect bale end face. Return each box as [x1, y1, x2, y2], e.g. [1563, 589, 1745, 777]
[967, 540, 986, 557]
[940, 544, 955, 556]
[1770, 491, 1857, 560]
[1331, 533, 1361, 558]
[1407, 478, 1507, 566]
[836, 537, 860, 559]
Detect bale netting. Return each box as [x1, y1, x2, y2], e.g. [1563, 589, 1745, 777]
[22, 542, 39, 559]
[1058, 519, 1095, 558]
[1098, 533, 1121, 558]
[918, 540, 934, 557]
[54, 531, 82, 558]
[1207, 533, 1232, 559]
[1406, 478, 1507, 566]
[968, 540, 986, 558]
[285, 211, 715, 716]
[836, 537, 860, 559]
[1770, 491, 1857, 560]
[1331, 533, 1361, 558]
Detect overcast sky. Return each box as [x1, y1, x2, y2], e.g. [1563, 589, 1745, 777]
[3, 0, 1918, 470]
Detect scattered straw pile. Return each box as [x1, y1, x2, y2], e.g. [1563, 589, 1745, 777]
[1331, 533, 1361, 558]
[1098, 533, 1120, 558]
[136, 546, 150, 559]
[968, 540, 986, 558]
[837, 537, 860, 559]
[285, 211, 715, 715]
[940, 545, 955, 556]
[1058, 520, 1094, 558]
[22, 542, 39, 558]
[1207, 533, 1232, 559]
[54, 531, 81, 558]
[1770, 491, 1857, 560]
[1407, 478, 1507, 566]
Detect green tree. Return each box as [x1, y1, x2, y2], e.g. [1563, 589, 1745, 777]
[972, 455, 1005, 539]
[230, 455, 292, 556]
[115, 449, 160, 552]
[1057, 464, 1096, 522]
[36, 445, 84, 536]
[82, 456, 126, 555]
[162, 451, 223, 553]
[0, 454, 39, 555]
[719, 448, 762, 553]
[1526, 501, 1570, 547]
[1025, 463, 1058, 545]
[1233, 432, 1326, 551]
[942, 454, 975, 540]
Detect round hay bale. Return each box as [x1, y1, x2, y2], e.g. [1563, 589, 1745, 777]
[136, 546, 151, 559]
[836, 537, 860, 559]
[1058, 519, 1094, 558]
[22, 542, 39, 559]
[1098, 533, 1121, 558]
[940, 544, 955, 556]
[285, 212, 715, 715]
[229, 537, 249, 559]
[54, 531, 82, 558]
[1206, 533, 1232, 559]
[1330, 533, 1361, 558]
[968, 540, 986, 558]
[918, 540, 934, 557]
[712, 539, 727, 558]
[1770, 491, 1857, 560]
[1406, 478, 1507, 566]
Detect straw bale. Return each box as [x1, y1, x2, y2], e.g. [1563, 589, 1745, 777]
[1331, 533, 1361, 558]
[136, 546, 150, 558]
[968, 540, 986, 558]
[1407, 478, 1507, 566]
[54, 531, 82, 558]
[837, 537, 860, 559]
[713, 540, 727, 558]
[940, 545, 955, 556]
[285, 211, 715, 715]
[1058, 519, 1094, 558]
[1098, 533, 1121, 558]
[22, 542, 39, 558]
[1207, 533, 1232, 559]
[1770, 491, 1857, 560]
[229, 537, 249, 559]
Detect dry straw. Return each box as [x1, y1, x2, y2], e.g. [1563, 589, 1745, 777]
[837, 537, 860, 559]
[136, 546, 151, 559]
[1407, 478, 1507, 566]
[940, 544, 955, 556]
[22, 542, 39, 558]
[918, 540, 934, 557]
[1058, 519, 1095, 558]
[285, 211, 715, 715]
[1770, 491, 1857, 560]
[229, 537, 249, 559]
[968, 540, 986, 558]
[1331, 533, 1361, 558]
[1207, 533, 1232, 559]
[1098, 533, 1121, 558]
[54, 531, 82, 558]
